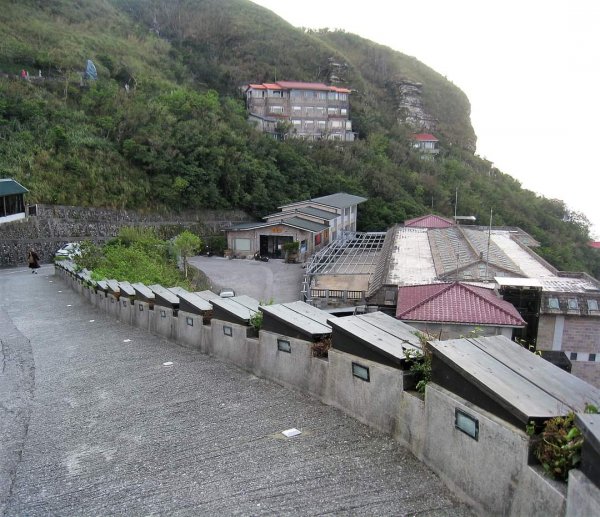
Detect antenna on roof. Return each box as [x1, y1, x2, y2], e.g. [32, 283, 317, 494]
[485, 208, 493, 281]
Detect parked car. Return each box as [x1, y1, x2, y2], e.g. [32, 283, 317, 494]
[219, 288, 236, 298]
[55, 242, 81, 259]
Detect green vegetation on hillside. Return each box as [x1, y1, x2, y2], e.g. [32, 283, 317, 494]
[1, 0, 598, 277]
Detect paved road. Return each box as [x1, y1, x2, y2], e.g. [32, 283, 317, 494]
[0, 265, 473, 516]
[189, 256, 305, 303]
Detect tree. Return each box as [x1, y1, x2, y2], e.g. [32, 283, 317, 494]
[173, 231, 202, 278]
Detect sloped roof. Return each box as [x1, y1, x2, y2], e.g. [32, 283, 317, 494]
[308, 193, 367, 209]
[396, 282, 526, 327]
[229, 217, 328, 234]
[246, 81, 351, 94]
[264, 206, 338, 221]
[590, 242, 600, 249]
[0, 179, 28, 196]
[413, 133, 439, 142]
[404, 214, 455, 229]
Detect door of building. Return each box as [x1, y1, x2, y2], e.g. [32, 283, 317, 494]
[260, 235, 293, 258]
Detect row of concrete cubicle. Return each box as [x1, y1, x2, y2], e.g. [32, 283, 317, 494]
[55, 260, 600, 517]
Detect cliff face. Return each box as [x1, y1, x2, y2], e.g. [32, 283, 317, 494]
[393, 79, 438, 132]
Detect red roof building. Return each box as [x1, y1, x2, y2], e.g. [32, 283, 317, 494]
[243, 81, 354, 142]
[404, 214, 455, 229]
[589, 242, 600, 249]
[396, 282, 526, 339]
[412, 133, 439, 155]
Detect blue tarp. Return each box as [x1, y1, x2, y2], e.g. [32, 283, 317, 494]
[85, 59, 97, 80]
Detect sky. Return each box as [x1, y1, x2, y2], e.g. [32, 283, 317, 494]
[250, 0, 600, 238]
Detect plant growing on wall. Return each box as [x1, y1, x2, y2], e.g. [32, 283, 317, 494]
[532, 404, 598, 481]
[311, 336, 331, 358]
[404, 330, 438, 394]
[249, 299, 274, 331]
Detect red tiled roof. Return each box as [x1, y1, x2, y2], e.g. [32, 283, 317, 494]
[246, 81, 350, 94]
[589, 241, 600, 249]
[404, 214, 455, 228]
[396, 282, 526, 327]
[413, 133, 439, 142]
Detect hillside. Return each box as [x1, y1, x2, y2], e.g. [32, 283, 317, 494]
[0, 0, 598, 277]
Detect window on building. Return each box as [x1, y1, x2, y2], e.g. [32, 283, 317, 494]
[269, 90, 283, 97]
[330, 120, 342, 128]
[270, 106, 284, 114]
[548, 297, 560, 309]
[567, 298, 579, 310]
[588, 299, 599, 311]
[328, 108, 338, 115]
[339, 93, 348, 101]
[318, 92, 327, 100]
[340, 108, 347, 116]
[304, 120, 315, 127]
[291, 119, 302, 126]
[590, 353, 597, 362]
[292, 106, 302, 113]
[234, 238, 251, 251]
[570, 352, 578, 360]
[317, 120, 326, 128]
[305, 106, 315, 114]
[290, 90, 303, 98]
[316, 107, 325, 116]
[328, 92, 338, 100]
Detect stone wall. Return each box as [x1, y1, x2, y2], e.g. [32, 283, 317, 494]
[0, 204, 251, 267]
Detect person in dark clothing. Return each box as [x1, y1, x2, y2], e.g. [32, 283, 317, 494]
[27, 249, 40, 273]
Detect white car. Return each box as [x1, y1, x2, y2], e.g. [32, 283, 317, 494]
[219, 288, 236, 298]
[55, 242, 81, 259]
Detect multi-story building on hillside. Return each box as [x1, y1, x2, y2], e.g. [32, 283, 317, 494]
[243, 81, 355, 141]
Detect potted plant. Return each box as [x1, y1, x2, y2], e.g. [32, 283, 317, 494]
[283, 241, 300, 263]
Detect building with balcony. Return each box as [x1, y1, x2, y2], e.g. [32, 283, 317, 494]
[243, 81, 355, 141]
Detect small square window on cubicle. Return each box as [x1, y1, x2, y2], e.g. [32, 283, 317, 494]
[567, 298, 579, 310]
[352, 362, 370, 382]
[548, 297, 560, 310]
[223, 325, 233, 337]
[277, 339, 291, 353]
[587, 299, 599, 312]
[455, 409, 479, 440]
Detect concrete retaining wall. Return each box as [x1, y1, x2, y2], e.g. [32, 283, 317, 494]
[54, 263, 597, 517]
[0, 204, 251, 266]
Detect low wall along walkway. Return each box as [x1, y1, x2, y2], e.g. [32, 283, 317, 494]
[54, 262, 600, 517]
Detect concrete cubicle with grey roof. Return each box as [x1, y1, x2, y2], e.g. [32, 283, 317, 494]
[421, 335, 600, 516]
[325, 312, 424, 433]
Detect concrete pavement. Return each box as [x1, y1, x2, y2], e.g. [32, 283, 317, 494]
[0, 265, 473, 516]
[188, 256, 305, 303]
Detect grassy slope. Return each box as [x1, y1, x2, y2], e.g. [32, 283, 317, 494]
[0, 0, 598, 276]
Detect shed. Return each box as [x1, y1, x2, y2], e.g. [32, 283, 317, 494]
[429, 335, 600, 428]
[195, 290, 220, 302]
[0, 178, 28, 223]
[148, 284, 179, 311]
[96, 280, 109, 293]
[118, 281, 136, 299]
[327, 311, 422, 369]
[259, 301, 333, 341]
[176, 291, 213, 316]
[131, 283, 155, 304]
[211, 295, 260, 326]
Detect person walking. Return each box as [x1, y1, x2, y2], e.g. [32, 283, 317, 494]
[27, 248, 40, 273]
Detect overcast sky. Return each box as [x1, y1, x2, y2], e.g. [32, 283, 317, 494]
[251, 0, 600, 238]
